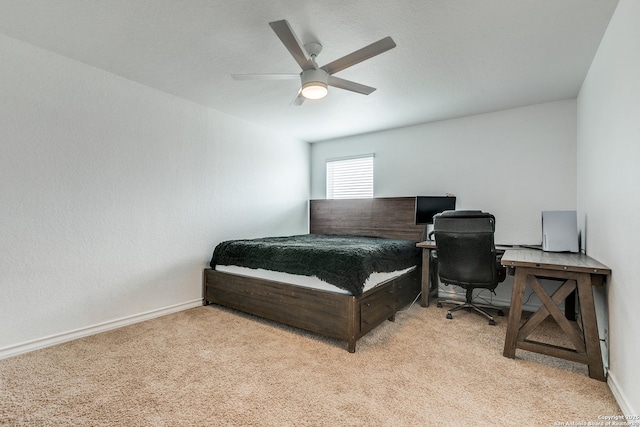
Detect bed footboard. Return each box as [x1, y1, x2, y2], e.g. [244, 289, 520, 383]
[203, 267, 420, 352]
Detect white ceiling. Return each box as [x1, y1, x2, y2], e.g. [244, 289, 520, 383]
[0, 0, 618, 142]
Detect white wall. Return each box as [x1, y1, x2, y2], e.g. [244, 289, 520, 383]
[577, 0, 639, 415]
[311, 100, 577, 309]
[0, 34, 309, 357]
[311, 100, 577, 245]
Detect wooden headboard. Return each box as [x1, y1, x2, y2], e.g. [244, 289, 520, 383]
[309, 197, 425, 242]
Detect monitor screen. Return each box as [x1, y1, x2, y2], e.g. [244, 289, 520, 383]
[415, 196, 457, 224]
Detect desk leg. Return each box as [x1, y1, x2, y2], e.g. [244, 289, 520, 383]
[576, 274, 605, 381]
[502, 268, 605, 381]
[420, 249, 431, 307]
[503, 268, 527, 358]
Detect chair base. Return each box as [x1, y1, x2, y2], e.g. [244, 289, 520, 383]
[437, 289, 505, 325]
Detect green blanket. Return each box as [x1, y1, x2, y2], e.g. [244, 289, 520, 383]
[210, 234, 420, 296]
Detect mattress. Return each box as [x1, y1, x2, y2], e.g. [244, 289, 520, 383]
[215, 265, 417, 295]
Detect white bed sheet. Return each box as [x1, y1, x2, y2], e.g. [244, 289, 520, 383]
[214, 265, 417, 295]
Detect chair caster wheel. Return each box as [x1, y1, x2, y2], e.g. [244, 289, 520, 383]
[488, 319, 496, 325]
[446, 312, 453, 320]
[437, 302, 443, 308]
[497, 310, 505, 316]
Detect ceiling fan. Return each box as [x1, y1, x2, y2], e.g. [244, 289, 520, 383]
[232, 19, 396, 105]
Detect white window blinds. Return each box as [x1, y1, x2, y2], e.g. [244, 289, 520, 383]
[326, 155, 374, 199]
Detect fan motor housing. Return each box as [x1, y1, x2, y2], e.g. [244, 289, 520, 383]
[301, 68, 328, 86]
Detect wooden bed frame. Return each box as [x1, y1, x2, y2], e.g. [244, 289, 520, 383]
[203, 197, 425, 352]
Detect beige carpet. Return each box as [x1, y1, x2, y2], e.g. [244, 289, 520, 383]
[1, 302, 621, 426]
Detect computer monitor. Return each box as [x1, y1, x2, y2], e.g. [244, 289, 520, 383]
[415, 196, 457, 224]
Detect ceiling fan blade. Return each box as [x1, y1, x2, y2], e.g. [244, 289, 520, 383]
[291, 89, 305, 106]
[328, 76, 376, 95]
[232, 73, 299, 81]
[269, 20, 314, 70]
[321, 36, 396, 75]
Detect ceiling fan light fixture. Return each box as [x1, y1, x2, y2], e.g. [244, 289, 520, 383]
[301, 81, 328, 99]
[300, 68, 329, 99]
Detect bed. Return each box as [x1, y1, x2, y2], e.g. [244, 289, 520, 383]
[203, 197, 426, 352]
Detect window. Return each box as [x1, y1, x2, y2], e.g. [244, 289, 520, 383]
[326, 154, 374, 199]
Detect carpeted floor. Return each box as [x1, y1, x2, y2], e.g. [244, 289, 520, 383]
[0, 302, 621, 426]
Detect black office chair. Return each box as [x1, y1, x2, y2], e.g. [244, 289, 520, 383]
[433, 210, 507, 325]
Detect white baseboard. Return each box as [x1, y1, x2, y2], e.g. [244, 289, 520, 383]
[607, 370, 637, 416]
[0, 299, 204, 360]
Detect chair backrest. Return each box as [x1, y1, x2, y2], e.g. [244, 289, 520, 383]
[433, 210, 500, 289]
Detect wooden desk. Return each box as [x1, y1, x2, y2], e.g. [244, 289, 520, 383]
[501, 249, 611, 381]
[416, 240, 437, 307]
